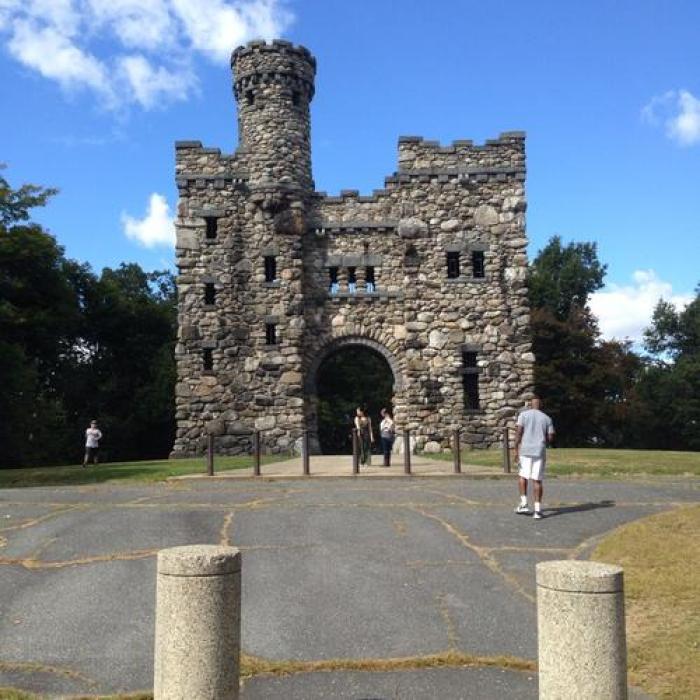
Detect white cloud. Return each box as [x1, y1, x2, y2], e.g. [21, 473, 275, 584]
[118, 54, 194, 109]
[642, 89, 700, 146]
[0, 0, 293, 110]
[590, 270, 693, 342]
[8, 20, 114, 101]
[122, 193, 175, 247]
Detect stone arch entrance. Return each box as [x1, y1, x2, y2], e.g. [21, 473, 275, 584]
[305, 336, 406, 454]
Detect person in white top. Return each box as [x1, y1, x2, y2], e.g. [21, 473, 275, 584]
[513, 396, 555, 520]
[379, 408, 395, 467]
[84, 420, 103, 467]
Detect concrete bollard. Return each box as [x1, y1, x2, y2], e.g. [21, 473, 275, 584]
[154, 545, 241, 700]
[537, 560, 627, 700]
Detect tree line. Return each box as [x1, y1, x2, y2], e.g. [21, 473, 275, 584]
[1, 171, 697, 467]
[1, 170, 176, 467]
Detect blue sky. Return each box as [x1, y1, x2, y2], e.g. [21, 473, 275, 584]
[1, 0, 698, 341]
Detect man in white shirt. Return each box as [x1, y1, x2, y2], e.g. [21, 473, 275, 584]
[83, 420, 103, 467]
[513, 396, 555, 520]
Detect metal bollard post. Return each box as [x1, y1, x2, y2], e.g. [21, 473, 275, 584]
[253, 431, 261, 477]
[403, 430, 411, 475]
[352, 429, 360, 474]
[154, 545, 241, 699]
[453, 430, 461, 474]
[502, 426, 511, 474]
[206, 434, 214, 476]
[302, 430, 310, 475]
[537, 561, 627, 699]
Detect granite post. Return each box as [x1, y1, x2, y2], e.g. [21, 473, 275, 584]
[154, 545, 241, 700]
[537, 560, 627, 700]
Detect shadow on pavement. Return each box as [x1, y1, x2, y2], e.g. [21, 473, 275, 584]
[544, 500, 616, 518]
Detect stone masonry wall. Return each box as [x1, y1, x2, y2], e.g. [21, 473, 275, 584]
[171, 40, 533, 458]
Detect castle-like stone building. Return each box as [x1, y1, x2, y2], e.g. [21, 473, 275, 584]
[172, 40, 533, 457]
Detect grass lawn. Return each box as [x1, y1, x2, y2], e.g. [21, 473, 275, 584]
[0, 454, 286, 488]
[428, 447, 700, 478]
[593, 505, 700, 699]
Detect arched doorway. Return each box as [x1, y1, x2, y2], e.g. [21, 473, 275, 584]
[305, 337, 403, 454]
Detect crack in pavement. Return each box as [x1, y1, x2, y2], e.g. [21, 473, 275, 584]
[408, 506, 536, 603]
[0, 505, 85, 534]
[434, 593, 460, 650]
[220, 511, 234, 546]
[0, 659, 97, 689]
[0, 549, 159, 570]
[238, 649, 537, 681]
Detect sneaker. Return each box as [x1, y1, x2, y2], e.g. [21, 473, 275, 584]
[533, 511, 543, 520]
[514, 504, 530, 514]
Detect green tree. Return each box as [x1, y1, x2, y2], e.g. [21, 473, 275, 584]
[528, 236, 607, 320]
[528, 236, 644, 446]
[637, 288, 700, 450]
[0, 170, 85, 466]
[1, 169, 177, 467]
[64, 264, 177, 461]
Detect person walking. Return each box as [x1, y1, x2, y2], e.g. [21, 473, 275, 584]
[379, 408, 395, 467]
[354, 407, 374, 466]
[513, 396, 554, 519]
[83, 420, 103, 467]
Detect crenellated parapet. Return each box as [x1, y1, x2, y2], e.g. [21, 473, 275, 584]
[398, 132, 526, 174]
[231, 39, 316, 101]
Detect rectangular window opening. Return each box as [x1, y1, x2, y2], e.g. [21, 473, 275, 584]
[472, 251, 485, 278]
[264, 255, 277, 283]
[446, 251, 460, 279]
[246, 90, 254, 106]
[348, 266, 357, 294]
[205, 217, 218, 240]
[328, 266, 339, 294]
[204, 283, 216, 305]
[366, 266, 376, 293]
[292, 91, 300, 106]
[462, 350, 477, 368]
[463, 373, 480, 410]
[462, 350, 480, 410]
[265, 323, 277, 345]
[203, 349, 213, 371]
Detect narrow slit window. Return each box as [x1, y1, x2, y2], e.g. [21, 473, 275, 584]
[204, 283, 216, 305]
[463, 373, 480, 410]
[446, 251, 460, 278]
[472, 250, 485, 278]
[203, 349, 213, 371]
[462, 350, 480, 410]
[246, 90, 254, 106]
[292, 91, 300, 106]
[205, 217, 218, 240]
[462, 351, 477, 368]
[264, 256, 277, 283]
[365, 266, 376, 293]
[265, 323, 277, 345]
[328, 266, 339, 294]
[348, 267, 357, 294]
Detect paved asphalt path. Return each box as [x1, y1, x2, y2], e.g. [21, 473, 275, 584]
[0, 475, 696, 698]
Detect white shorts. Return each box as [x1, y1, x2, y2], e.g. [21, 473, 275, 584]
[519, 455, 546, 481]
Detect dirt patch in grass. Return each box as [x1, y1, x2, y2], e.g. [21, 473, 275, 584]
[593, 504, 700, 699]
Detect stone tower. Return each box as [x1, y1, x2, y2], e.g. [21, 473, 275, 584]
[172, 40, 533, 457]
[233, 40, 315, 189]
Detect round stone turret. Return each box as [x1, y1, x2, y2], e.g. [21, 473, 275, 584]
[232, 40, 316, 190]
